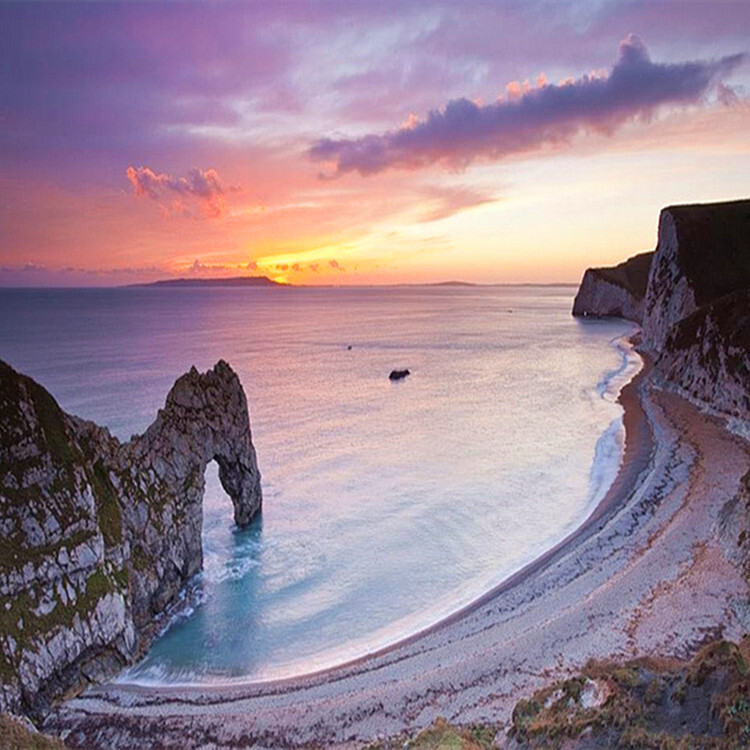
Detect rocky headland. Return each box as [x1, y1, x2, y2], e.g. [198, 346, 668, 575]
[571, 249, 653, 322]
[575, 198, 750, 422]
[0, 360, 261, 716]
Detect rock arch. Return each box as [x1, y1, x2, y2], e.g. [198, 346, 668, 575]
[123, 360, 262, 625]
[0, 359, 261, 713]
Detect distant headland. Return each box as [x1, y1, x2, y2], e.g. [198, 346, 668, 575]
[130, 275, 287, 288]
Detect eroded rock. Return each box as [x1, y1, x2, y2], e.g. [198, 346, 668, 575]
[572, 251, 653, 323]
[643, 199, 750, 352]
[0, 359, 261, 715]
[573, 197, 750, 426]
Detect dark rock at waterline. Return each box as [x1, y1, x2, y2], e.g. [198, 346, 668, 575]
[389, 369, 411, 381]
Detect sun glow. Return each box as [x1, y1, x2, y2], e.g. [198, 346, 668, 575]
[1, 5, 749, 288]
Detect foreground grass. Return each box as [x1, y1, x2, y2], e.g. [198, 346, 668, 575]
[0, 714, 67, 750]
[364, 716, 498, 750]
[509, 637, 750, 748]
[365, 637, 750, 750]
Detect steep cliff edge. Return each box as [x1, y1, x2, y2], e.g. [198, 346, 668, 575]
[656, 289, 750, 421]
[642, 199, 750, 352]
[573, 198, 750, 424]
[642, 199, 750, 423]
[0, 360, 261, 715]
[572, 251, 653, 323]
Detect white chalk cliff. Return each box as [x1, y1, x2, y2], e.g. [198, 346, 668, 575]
[0, 360, 261, 715]
[575, 198, 750, 424]
[572, 251, 653, 323]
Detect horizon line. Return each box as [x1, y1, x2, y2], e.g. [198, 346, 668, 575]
[0, 280, 582, 290]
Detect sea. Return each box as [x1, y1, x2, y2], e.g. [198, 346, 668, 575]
[0, 284, 639, 685]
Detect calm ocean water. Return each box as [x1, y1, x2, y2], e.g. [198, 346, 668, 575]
[0, 285, 638, 684]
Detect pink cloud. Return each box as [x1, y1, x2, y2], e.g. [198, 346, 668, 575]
[418, 185, 497, 223]
[126, 165, 240, 218]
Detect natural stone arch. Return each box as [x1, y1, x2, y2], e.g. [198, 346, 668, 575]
[123, 360, 262, 625]
[0, 358, 262, 714]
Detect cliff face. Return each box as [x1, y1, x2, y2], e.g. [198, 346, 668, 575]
[656, 289, 750, 421]
[0, 360, 261, 715]
[572, 251, 653, 323]
[643, 200, 750, 420]
[642, 199, 750, 351]
[573, 198, 750, 424]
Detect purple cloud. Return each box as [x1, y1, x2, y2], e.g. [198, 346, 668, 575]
[126, 166, 239, 217]
[310, 35, 745, 176]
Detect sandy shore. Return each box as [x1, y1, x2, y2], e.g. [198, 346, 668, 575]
[47, 354, 750, 749]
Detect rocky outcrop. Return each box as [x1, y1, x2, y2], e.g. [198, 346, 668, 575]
[641, 200, 750, 422]
[0, 712, 67, 749]
[504, 637, 750, 748]
[389, 369, 410, 381]
[642, 199, 750, 351]
[573, 198, 750, 425]
[0, 360, 261, 716]
[572, 251, 653, 323]
[656, 289, 750, 421]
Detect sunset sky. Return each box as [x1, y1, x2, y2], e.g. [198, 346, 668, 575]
[1, 1, 749, 286]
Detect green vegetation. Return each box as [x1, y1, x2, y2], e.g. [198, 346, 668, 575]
[26, 381, 77, 467]
[0, 529, 92, 577]
[0, 570, 119, 658]
[364, 717, 498, 750]
[667, 289, 750, 356]
[87, 459, 123, 546]
[0, 714, 67, 749]
[592, 250, 653, 300]
[508, 637, 750, 749]
[670, 198, 750, 306]
[130, 544, 151, 572]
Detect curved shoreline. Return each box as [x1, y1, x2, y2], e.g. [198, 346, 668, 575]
[46, 340, 750, 748]
[118, 334, 649, 695]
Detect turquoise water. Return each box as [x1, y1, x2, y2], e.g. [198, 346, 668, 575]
[0, 285, 638, 683]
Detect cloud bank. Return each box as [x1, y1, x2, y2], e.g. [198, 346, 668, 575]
[126, 166, 239, 217]
[310, 35, 745, 176]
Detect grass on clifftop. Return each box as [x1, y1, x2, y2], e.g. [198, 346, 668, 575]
[510, 637, 750, 748]
[363, 717, 498, 750]
[0, 714, 67, 749]
[592, 250, 653, 300]
[669, 198, 750, 307]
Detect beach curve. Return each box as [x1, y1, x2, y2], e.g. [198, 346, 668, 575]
[46, 341, 750, 748]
